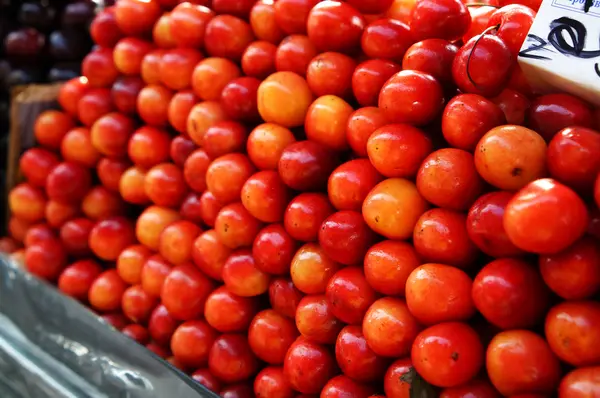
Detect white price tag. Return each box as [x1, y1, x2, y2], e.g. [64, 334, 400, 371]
[518, 0, 600, 105]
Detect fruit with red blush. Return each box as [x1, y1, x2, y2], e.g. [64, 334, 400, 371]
[88, 269, 128, 312]
[290, 243, 342, 295]
[25, 239, 68, 281]
[82, 186, 127, 221]
[242, 41, 278, 79]
[203, 121, 247, 159]
[545, 301, 600, 367]
[9, 183, 47, 223]
[207, 154, 257, 204]
[137, 84, 173, 127]
[192, 230, 231, 281]
[170, 135, 197, 167]
[141, 49, 164, 85]
[183, 149, 210, 193]
[406, 263, 476, 325]
[90, 7, 123, 48]
[326, 266, 378, 324]
[192, 57, 241, 101]
[122, 324, 150, 345]
[221, 77, 261, 123]
[117, 245, 152, 286]
[546, 126, 600, 191]
[136, 206, 182, 251]
[473, 258, 550, 329]
[171, 320, 217, 369]
[250, 0, 285, 42]
[319, 211, 375, 266]
[352, 59, 402, 107]
[159, 220, 202, 266]
[0, 238, 19, 254]
[442, 94, 506, 151]
[24, 224, 55, 248]
[161, 264, 215, 321]
[284, 336, 338, 394]
[19, 148, 60, 188]
[252, 224, 297, 275]
[204, 15, 255, 61]
[78, 88, 115, 127]
[152, 13, 175, 49]
[559, 367, 600, 398]
[275, 35, 318, 77]
[205, 286, 258, 332]
[305, 95, 353, 151]
[328, 159, 383, 212]
[159, 49, 203, 91]
[527, 93, 593, 141]
[410, 0, 470, 42]
[45, 201, 80, 229]
[113, 38, 153, 77]
[128, 126, 171, 169]
[322, 375, 376, 397]
[361, 18, 413, 63]
[191, 369, 221, 393]
[412, 322, 484, 388]
[223, 250, 270, 297]
[209, 334, 260, 383]
[169, 3, 214, 48]
[115, 0, 162, 36]
[367, 124, 433, 179]
[254, 366, 295, 398]
[34, 110, 75, 150]
[284, 193, 334, 242]
[90, 112, 136, 159]
[61, 127, 101, 168]
[58, 260, 103, 301]
[148, 304, 179, 346]
[97, 158, 130, 192]
[488, 4, 536, 57]
[346, 107, 388, 157]
[187, 101, 228, 147]
[199, 191, 223, 227]
[402, 39, 459, 84]
[168, 91, 198, 135]
[144, 163, 188, 208]
[179, 193, 204, 224]
[59, 218, 95, 257]
[307, 1, 366, 54]
[452, 33, 513, 97]
[122, 285, 158, 324]
[486, 330, 561, 396]
[248, 309, 299, 364]
[269, 277, 304, 319]
[364, 240, 421, 296]
[463, 5, 497, 42]
[363, 297, 421, 358]
[466, 191, 524, 258]
[89, 217, 136, 262]
[504, 178, 589, 254]
[306, 52, 356, 98]
[539, 236, 600, 300]
[379, 70, 444, 126]
[383, 359, 413, 398]
[82, 48, 119, 88]
[58, 77, 90, 117]
[46, 162, 92, 205]
[257, 71, 314, 128]
[120, 166, 150, 205]
[141, 255, 173, 298]
[336, 325, 388, 382]
[278, 141, 338, 191]
[246, 123, 296, 171]
[295, 294, 344, 344]
[8, 217, 33, 243]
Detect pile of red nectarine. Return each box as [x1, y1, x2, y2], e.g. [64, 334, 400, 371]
[2, 0, 600, 397]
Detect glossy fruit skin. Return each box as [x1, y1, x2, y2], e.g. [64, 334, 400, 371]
[222, 250, 270, 297]
[278, 141, 338, 191]
[25, 239, 67, 282]
[192, 58, 241, 101]
[241, 171, 290, 223]
[488, 4, 536, 57]
[171, 320, 217, 369]
[474, 125, 547, 191]
[250, 1, 285, 43]
[247, 123, 296, 171]
[204, 286, 258, 333]
[362, 178, 430, 240]
[206, 153, 256, 205]
[89, 269, 128, 312]
[295, 294, 343, 344]
[402, 39, 458, 84]
[411, 0, 470, 41]
[203, 121, 247, 159]
[321, 375, 376, 397]
[473, 258, 550, 329]
[319, 211, 375, 266]
[466, 191, 524, 258]
[539, 236, 600, 300]
[284, 193, 335, 242]
[192, 369, 221, 393]
[379, 70, 444, 126]
[335, 325, 388, 382]
[20, 148, 60, 187]
[183, 149, 211, 193]
[306, 52, 356, 98]
[269, 277, 304, 319]
[204, 15, 255, 62]
[384, 358, 413, 398]
[58, 77, 90, 117]
[161, 264, 215, 321]
[192, 230, 231, 282]
[248, 309, 299, 365]
[417, 148, 484, 211]
[486, 330, 562, 396]
[442, 94, 506, 151]
[58, 260, 102, 301]
[60, 218, 95, 257]
[545, 301, 600, 367]
[257, 71, 313, 128]
[503, 178, 589, 254]
[9, 184, 47, 223]
[34, 110, 75, 151]
[559, 367, 600, 398]
[254, 366, 295, 398]
[413, 209, 479, 268]
[412, 322, 484, 388]
[363, 297, 421, 358]
[242, 41, 277, 80]
[46, 162, 93, 205]
[305, 95, 353, 151]
[122, 285, 158, 324]
[306, 1, 366, 54]
[168, 92, 197, 135]
[148, 304, 179, 346]
[364, 240, 421, 297]
[221, 77, 261, 123]
[440, 380, 501, 398]
[284, 337, 338, 394]
[528, 93, 593, 141]
[274, 0, 320, 35]
[361, 19, 413, 63]
[328, 159, 383, 211]
[547, 126, 600, 192]
[452, 34, 513, 97]
[215, 203, 263, 250]
[275, 35, 318, 77]
[78, 89, 115, 127]
[115, 0, 162, 36]
[290, 243, 342, 295]
[169, 3, 214, 49]
[326, 266, 378, 325]
[367, 124, 432, 179]
[406, 263, 475, 325]
[252, 224, 296, 276]
[352, 60, 402, 108]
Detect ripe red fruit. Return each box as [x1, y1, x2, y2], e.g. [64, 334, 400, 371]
[346, 107, 389, 156]
[328, 159, 383, 211]
[161, 264, 215, 321]
[284, 337, 338, 394]
[90, 112, 136, 158]
[559, 367, 600, 398]
[379, 70, 444, 126]
[335, 325, 388, 382]
[254, 367, 295, 398]
[248, 309, 299, 364]
[122, 285, 158, 324]
[504, 178, 589, 254]
[241, 171, 291, 223]
[319, 211, 375, 266]
[46, 162, 92, 205]
[284, 193, 335, 242]
[269, 277, 304, 319]
[412, 322, 484, 388]
[528, 93, 593, 141]
[208, 334, 259, 383]
[364, 240, 420, 296]
[117, 245, 152, 286]
[352, 60, 401, 107]
[204, 286, 258, 332]
[278, 141, 338, 191]
[144, 163, 188, 208]
[361, 19, 413, 63]
[9, 183, 47, 223]
[148, 304, 179, 346]
[88, 269, 128, 312]
[402, 39, 458, 84]
[251, 1, 286, 42]
[192, 230, 231, 281]
[58, 260, 102, 301]
[114, 0, 162, 36]
[326, 266, 378, 324]
[410, 0, 470, 42]
[322, 375, 376, 397]
[169, 3, 214, 48]
[222, 250, 270, 297]
[60, 218, 95, 257]
[488, 4, 536, 57]
[25, 239, 68, 281]
[252, 224, 297, 275]
[90, 7, 122, 48]
[204, 15, 255, 62]
[295, 294, 343, 344]
[128, 127, 171, 169]
[159, 220, 202, 266]
[171, 320, 217, 369]
[306, 1, 366, 54]
[34, 110, 75, 150]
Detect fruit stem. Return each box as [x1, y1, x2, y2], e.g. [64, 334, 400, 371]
[466, 24, 501, 88]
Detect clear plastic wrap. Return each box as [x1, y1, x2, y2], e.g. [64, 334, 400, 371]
[0, 255, 218, 398]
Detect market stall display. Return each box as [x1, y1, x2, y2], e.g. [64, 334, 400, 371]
[1, 0, 600, 397]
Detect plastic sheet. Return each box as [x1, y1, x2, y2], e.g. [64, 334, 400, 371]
[0, 255, 218, 398]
